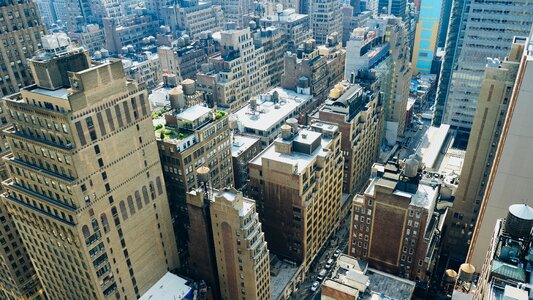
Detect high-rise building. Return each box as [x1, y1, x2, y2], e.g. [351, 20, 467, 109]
[253, 26, 286, 87]
[231, 134, 261, 190]
[259, 8, 312, 52]
[345, 16, 412, 142]
[433, 0, 533, 135]
[161, 0, 224, 39]
[248, 121, 343, 267]
[442, 37, 524, 262]
[68, 24, 106, 56]
[0, 0, 46, 97]
[0, 201, 44, 299]
[102, 14, 159, 54]
[187, 186, 271, 300]
[310, 82, 383, 194]
[215, 0, 254, 28]
[282, 35, 345, 102]
[377, 0, 406, 18]
[436, 0, 453, 49]
[309, 0, 342, 45]
[156, 103, 233, 272]
[411, 0, 443, 74]
[196, 27, 270, 111]
[1, 39, 178, 299]
[348, 160, 442, 281]
[468, 30, 533, 269]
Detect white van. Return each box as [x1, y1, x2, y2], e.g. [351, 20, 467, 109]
[325, 259, 334, 269]
[317, 269, 327, 281]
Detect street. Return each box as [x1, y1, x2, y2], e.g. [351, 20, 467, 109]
[291, 213, 351, 299]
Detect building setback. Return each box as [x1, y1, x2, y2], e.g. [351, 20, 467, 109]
[187, 186, 270, 300]
[248, 122, 343, 267]
[1, 40, 178, 299]
[310, 82, 383, 194]
[231, 134, 261, 190]
[156, 103, 233, 273]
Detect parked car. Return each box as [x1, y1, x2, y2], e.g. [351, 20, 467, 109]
[334, 249, 342, 258]
[325, 258, 334, 269]
[311, 281, 320, 292]
[317, 269, 327, 281]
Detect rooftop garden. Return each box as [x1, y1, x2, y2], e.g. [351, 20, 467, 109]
[215, 110, 226, 120]
[154, 123, 191, 141]
[151, 106, 171, 119]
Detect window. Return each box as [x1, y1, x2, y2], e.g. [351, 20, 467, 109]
[156, 177, 163, 195]
[119, 201, 128, 220]
[94, 145, 100, 155]
[135, 191, 142, 210]
[98, 158, 104, 168]
[127, 196, 136, 215]
[142, 186, 149, 205]
[100, 214, 109, 233]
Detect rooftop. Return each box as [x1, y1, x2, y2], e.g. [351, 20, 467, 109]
[175, 105, 211, 123]
[139, 272, 192, 300]
[29, 87, 70, 100]
[364, 268, 415, 300]
[233, 87, 312, 132]
[417, 124, 451, 170]
[232, 134, 260, 158]
[270, 255, 300, 300]
[250, 129, 333, 175]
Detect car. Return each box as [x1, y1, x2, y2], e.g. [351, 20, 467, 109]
[334, 249, 341, 258]
[317, 269, 327, 281]
[311, 281, 320, 292]
[325, 258, 334, 269]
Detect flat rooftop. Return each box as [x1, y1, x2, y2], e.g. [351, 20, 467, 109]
[139, 272, 192, 300]
[233, 88, 312, 133]
[364, 268, 415, 300]
[232, 134, 260, 158]
[29, 87, 70, 100]
[175, 105, 211, 122]
[149, 86, 172, 107]
[417, 124, 450, 170]
[270, 255, 300, 300]
[250, 129, 331, 175]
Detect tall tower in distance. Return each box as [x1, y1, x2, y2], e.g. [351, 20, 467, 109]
[0, 34, 178, 299]
[0, 0, 46, 97]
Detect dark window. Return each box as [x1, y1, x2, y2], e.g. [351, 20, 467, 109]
[98, 158, 104, 168]
[135, 191, 142, 209]
[75, 121, 86, 146]
[119, 201, 128, 220]
[114, 105, 124, 128]
[156, 177, 163, 195]
[94, 145, 100, 155]
[142, 186, 149, 205]
[86, 117, 97, 141]
[127, 196, 136, 215]
[139, 94, 147, 117]
[96, 112, 106, 136]
[123, 102, 131, 124]
[100, 213, 109, 233]
[105, 108, 115, 131]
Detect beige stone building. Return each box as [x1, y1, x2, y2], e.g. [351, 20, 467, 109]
[0, 43, 178, 299]
[309, 0, 342, 45]
[155, 104, 233, 273]
[0, 0, 46, 97]
[196, 27, 270, 111]
[248, 121, 343, 268]
[187, 187, 270, 300]
[310, 82, 383, 194]
[442, 37, 524, 262]
[468, 32, 533, 269]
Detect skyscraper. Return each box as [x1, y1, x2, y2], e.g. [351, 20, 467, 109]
[0, 0, 46, 97]
[1, 37, 178, 299]
[187, 186, 271, 300]
[411, 0, 443, 74]
[248, 121, 343, 267]
[468, 29, 533, 269]
[442, 37, 523, 262]
[378, 0, 407, 18]
[433, 0, 533, 135]
[309, 0, 342, 45]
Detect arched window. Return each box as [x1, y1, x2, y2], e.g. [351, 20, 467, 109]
[149, 182, 155, 200]
[119, 201, 128, 220]
[135, 191, 142, 210]
[127, 196, 136, 215]
[100, 213, 109, 233]
[142, 186, 149, 205]
[82, 225, 90, 239]
[156, 176, 163, 195]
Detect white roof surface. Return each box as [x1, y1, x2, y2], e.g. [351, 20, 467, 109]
[232, 134, 260, 157]
[139, 272, 191, 300]
[176, 105, 211, 122]
[250, 129, 330, 175]
[417, 124, 450, 170]
[233, 88, 312, 132]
